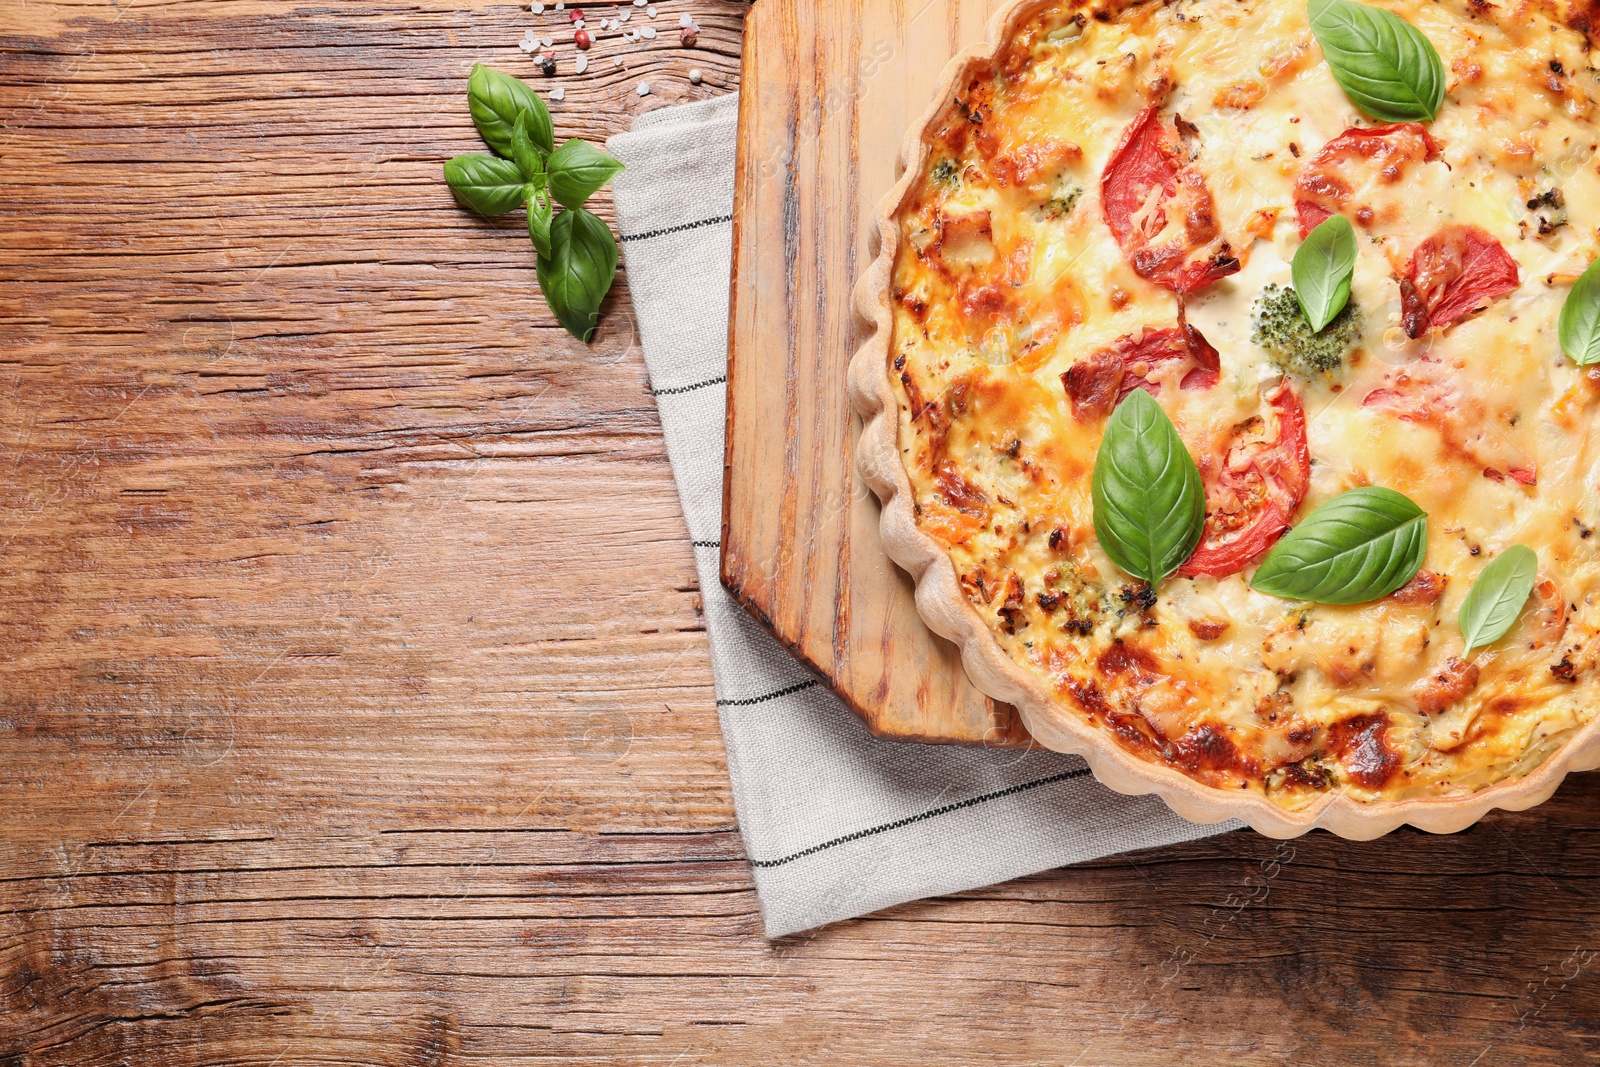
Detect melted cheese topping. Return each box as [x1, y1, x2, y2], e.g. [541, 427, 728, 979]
[890, 0, 1600, 805]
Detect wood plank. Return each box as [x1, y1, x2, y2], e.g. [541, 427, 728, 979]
[4, 0, 1600, 1062]
[723, 0, 1033, 745]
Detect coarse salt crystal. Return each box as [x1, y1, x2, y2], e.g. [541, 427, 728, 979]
[574, 53, 589, 72]
[617, 8, 630, 18]
[633, 0, 646, 7]
[519, 37, 536, 51]
[573, 17, 584, 27]
[639, 25, 655, 38]
[542, 35, 554, 44]
[531, 0, 544, 10]
[677, 12, 692, 25]
[637, 81, 651, 95]
[613, 55, 624, 65]
[688, 67, 702, 84]
[555, 1, 564, 7]
[550, 86, 566, 100]
[646, 4, 656, 15]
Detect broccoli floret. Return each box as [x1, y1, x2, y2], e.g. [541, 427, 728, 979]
[1039, 176, 1083, 220]
[1251, 283, 1362, 377]
[930, 157, 961, 188]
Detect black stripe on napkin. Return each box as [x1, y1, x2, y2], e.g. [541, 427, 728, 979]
[716, 678, 819, 708]
[651, 374, 726, 397]
[748, 767, 1094, 869]
[692, 540, 720, 548]
[621, 213, 734, 244]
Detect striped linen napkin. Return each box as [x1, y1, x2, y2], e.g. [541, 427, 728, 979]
[607, 92, 1238, 938]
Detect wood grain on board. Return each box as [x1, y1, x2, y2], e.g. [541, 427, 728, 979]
[4, 0, 1600, 1062]
[722, 0, 1035, 745]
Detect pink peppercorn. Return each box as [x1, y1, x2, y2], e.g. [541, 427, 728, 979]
[680, 27, 697, 46]
[574, 27, 591, 48]
[567, 7, 582, 20]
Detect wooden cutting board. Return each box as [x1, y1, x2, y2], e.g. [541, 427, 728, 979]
[721, 0, 1033, 746]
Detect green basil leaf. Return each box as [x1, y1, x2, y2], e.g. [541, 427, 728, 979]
[1308, 0, 1445, 123]
[1558, 258, 1600, 366]
[537, 207, 619, 342]
[1251, 486, 1427, 604]
[528, 188, 553, 258]
[1090, 389, 1205, 586]
[467, 64, 554, 157]
[1458, 544, 1538, 652]
[1292, 214, 1357, 332]
[512, 112, 546, 185]
[443, 153, 527, 216]
[546, 139, 625, 209]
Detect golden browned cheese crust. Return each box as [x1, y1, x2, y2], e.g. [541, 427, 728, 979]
[889, 0, 1600, 807]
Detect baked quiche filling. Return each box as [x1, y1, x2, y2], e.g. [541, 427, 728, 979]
[888, 0, 1600, 806]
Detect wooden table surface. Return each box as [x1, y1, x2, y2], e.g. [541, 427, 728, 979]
[4, 0, 1600, 1062]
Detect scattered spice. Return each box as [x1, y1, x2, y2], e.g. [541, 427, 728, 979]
[638, 81, 652, 96]
[531, 0, 544, 10]
[568, 6, 582, 18]
[574, 53, 589, 73]
[688, 67, 703, 83]
[539, 51, 557, 75]
[640, 25, 657, 38]
[550, 86, 566, 101]
[575, 27, 592, 47]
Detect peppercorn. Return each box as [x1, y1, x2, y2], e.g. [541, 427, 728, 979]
[567, 6, 582, 19]
[680, 27, 698, 47]
[539, 51, 557, 75]
[574, 27, 591, 48]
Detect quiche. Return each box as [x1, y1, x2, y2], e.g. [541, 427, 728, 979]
[851, 0, 1600, 835]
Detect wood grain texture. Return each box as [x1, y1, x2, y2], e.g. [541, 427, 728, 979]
[4, 0, 1600, 1062]
[723, 0, 1034, 745]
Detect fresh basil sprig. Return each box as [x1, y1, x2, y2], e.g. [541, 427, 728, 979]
[1251, 486, 1427, 603]
[1292, 215, 1358, 332]
[1558, 258, 1600, 366]
[1308, 0, 1445, 123]
[444, 65, 624, 342]
[1458, 544, 1538, 652]
[1091, 389, 1205, 586]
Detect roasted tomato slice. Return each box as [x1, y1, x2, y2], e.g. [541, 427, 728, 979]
[1399, 223, 1520, 338]
[1062, 323, 1220, 419]
[1178, 381, 1310, 578]
[1100, 108, 1239, 294]
[1293, 123, 1441, 237]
